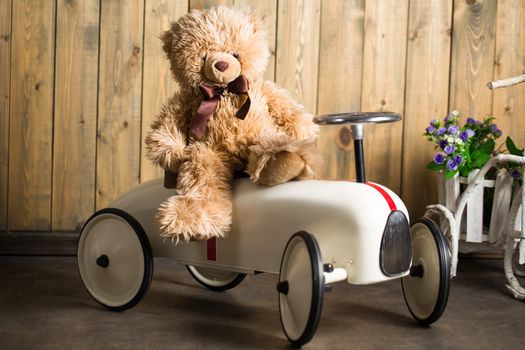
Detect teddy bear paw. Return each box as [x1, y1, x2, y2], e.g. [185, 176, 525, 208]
[256, 150, 306, 186]
[157, 194, 231, 241]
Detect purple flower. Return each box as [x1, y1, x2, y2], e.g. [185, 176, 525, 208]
[444, 114, 453, 123]
[444, 144, 455, 154]
[434, 153, 445, 165]
[447, 159, 458, 171]
[511, 169, 521, 178]
[454, 155, 463, 165]
[447, 126, 459, 135]
[490, 124, 502, 136]
[467, 117, 482, 126]
[459, 129, 474, 142]
[437, 127, 447, 135]
[438, 139, 448, 149]
[426, 125, 435, 133]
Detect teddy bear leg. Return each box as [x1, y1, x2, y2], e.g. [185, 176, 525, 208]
[247, 135, 320, 186]
[157, 145, 233, 241]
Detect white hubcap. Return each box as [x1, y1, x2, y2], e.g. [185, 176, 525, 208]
[403, 222, 440, 319]
[279, 236, 313, 341]
[78, 213, 145, 307]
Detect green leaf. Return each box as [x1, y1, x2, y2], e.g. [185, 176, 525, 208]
[470, 150, 482, 160]
[459, 165, 470, 177]
[479, 139, 495, 154]
[426, 160, 445, 171]
[506, 136, 524, 156]
[445, 169, 459, 178]
[471, 151, 491, 168]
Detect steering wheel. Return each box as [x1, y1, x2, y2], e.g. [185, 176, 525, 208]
[313, 112, 402, 183]
[313, 112, 401, 126]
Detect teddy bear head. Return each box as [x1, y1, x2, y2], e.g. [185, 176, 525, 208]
[161, 7, 270, 91]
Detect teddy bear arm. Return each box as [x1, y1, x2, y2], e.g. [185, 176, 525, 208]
[247, 133, 320, 186]
[145, 102, 188, 172]
[157, 144, 234, 241]
[262, 81, 319, 140]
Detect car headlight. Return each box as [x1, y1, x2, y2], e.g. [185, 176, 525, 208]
[380, 210, 412, 276]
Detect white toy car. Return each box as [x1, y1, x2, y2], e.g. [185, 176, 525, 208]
[77, 112, 451, 346]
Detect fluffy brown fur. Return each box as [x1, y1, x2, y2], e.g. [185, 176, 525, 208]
[145, 7, 319, 241]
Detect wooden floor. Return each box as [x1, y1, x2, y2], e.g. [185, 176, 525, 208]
[0, 256, 524, 349]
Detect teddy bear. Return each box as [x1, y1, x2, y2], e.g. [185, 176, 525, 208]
[145, 6, 319, 242]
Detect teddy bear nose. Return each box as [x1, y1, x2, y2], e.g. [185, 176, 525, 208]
[214, 61, 229, 72]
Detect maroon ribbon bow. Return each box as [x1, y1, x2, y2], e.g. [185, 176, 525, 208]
[189, 75, 251, 139]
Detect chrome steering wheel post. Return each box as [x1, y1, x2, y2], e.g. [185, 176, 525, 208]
[313, 112, 402, 183]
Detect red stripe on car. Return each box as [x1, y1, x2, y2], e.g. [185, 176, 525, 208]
[207, 237, 217, 261]
[365, 182, 397, 211]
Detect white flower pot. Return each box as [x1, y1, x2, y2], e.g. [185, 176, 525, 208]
[437, 169, 514, 244]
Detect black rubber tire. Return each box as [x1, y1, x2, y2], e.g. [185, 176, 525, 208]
[402, 217, 451, 325]
[77, 208, 153, 311]
[278, 231, 324, 347]
[186, 265, 246, 292]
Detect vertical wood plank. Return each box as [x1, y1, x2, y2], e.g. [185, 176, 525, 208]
[488, 170, 513, 243]
[97, 0, 144, 209]
[361, 0, 409, 192]
[52, 0, 99, 231]
[438, 171, 459, 211]
[514, 186, 525, 235]
[316, 0, 365, 180]
[275, 0, 321, 113]
[0, 0, 11, 231]
[140, 0, 188, 182]
[8, 0, 55, 231]
[449, 0, 497, 119]
[492, 0, 525, 147]
[234, 0, 277, 82]
[466, 169, 484, 242]
[402, 0, 453, 217]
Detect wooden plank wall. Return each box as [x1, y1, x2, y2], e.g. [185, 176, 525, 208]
[52, 0, 99, 231]
[0, 0, 11, 231]
[402, 0, 453, 218]
[8, 0, 55, 231]
[361, 0, 408, 193]
[1, 0, 524, 236]
[317, 0, 364, 181]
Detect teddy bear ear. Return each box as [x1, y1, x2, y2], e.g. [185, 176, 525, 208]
[243, 8, 265, 34]
[159, 22, 179, 57]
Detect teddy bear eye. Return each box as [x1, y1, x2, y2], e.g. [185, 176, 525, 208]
[232, 52, 239, 59]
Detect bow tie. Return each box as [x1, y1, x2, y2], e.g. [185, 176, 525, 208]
[189, 75, 251, 139]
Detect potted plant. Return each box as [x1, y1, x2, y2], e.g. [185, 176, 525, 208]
[424, 111, 523, 244]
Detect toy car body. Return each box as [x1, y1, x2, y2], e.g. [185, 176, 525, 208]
[111, 177, 410, 283]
